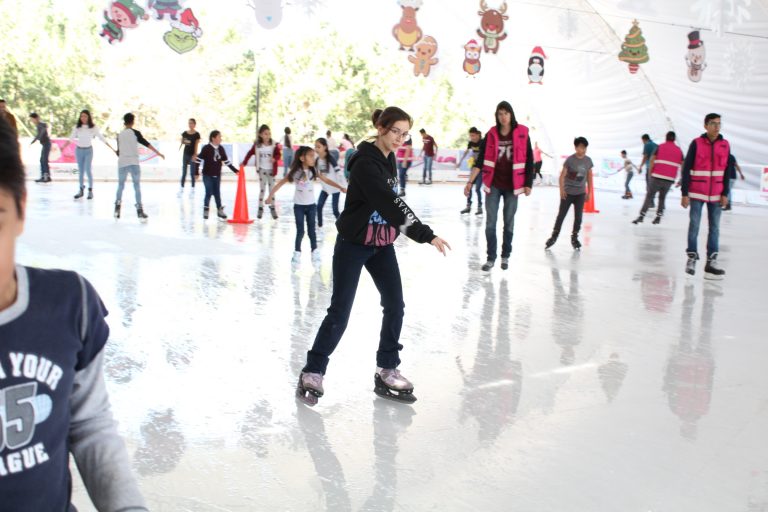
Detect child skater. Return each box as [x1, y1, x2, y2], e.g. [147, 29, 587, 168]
[265, 146, 347, 265]
[195, 130, 239, 220]
[296, 106, 451, 407]
[0, 115, 148, 511]
[314, 137, 346, 228]
[621, 150, 638, 199]
[545, 137, 594, 250]
[457, 127, 483, 215]
[241, 124, 280, 220]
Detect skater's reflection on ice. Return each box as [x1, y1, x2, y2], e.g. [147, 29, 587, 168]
[115, 254, 140, 328]
[597, 353, 629, 403]
[295, 404, 351, 511]
[361, 400, 416, 512]
[549, 252, 583, 366]
[663, 283, 718, 440]
[456, 279, 522, 445]
[134, 408, 187, 476]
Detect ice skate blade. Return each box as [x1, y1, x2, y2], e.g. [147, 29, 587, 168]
[296, 389, 318, 407]
[374, 388, 417, 404]
[704, 273, 724, 281]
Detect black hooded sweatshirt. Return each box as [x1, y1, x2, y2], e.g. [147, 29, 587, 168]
[336, 141, 435, 246]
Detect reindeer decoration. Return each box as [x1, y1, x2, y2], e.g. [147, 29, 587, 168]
[477, 0, 508, 54]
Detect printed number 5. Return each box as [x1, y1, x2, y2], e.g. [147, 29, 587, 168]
[0, 382, 38, 450]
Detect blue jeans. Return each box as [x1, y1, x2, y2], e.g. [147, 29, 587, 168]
[40, 142, 51, 177]
[76, 146, 94, 188]
[294, 203, 318, 252]
[304, 238, 404, 374]
[624, 171, 634, 195]
[422, 156, 433, 181]
[317, 190, 340, 227]
[686, 199, 721, 259]
[466, 173, 483, 207]
[398, 162, 410, 191]
[181, 153, 197, 187]
[485, 186, 519, 261]
[727, 178, 736, 204]
[116, 165, 142, 205]
[283, 149, 294, 177]
[203, 175, 222, 209]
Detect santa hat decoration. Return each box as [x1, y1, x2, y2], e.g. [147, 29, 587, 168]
[465, 39, 481, 52]
[687, 30, 703, 49]
[530, 46, 547, 60]
[172, 8, 202, 37]
[114, 0, 146, 24]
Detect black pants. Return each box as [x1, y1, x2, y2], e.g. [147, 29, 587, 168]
[639, 177, 673, 217]
[40, 142, 51, 177]
[553, 193, 586, 234]
[534, 160, 543, 180]
[303, 239, 404, 374]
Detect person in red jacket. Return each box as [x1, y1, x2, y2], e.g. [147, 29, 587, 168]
[632, 131, 684, 225]
[463, 101, 534, 271]
[681, 113, 731, 279]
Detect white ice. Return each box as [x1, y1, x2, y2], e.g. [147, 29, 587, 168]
[16, 179, 768, 511]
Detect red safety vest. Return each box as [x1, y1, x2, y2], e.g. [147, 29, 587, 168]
[688, 136, 729, 202]
[651, 141, 683, 181]
[482, 124, 529, 195]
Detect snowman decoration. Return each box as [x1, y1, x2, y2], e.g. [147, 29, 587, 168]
[527, 46, 547, 84]
[685, 31, 707, 82]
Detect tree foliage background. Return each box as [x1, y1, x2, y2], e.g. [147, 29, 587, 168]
[0, 0, 472, 147]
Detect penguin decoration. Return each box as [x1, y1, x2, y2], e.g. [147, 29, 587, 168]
[527, 46, 547, 84]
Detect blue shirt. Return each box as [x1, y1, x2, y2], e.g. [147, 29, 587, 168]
[0, 267, 108, 511]
[643, 140, 658, 169]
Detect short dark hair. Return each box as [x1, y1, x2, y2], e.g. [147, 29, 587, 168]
[209, 130, 221, 142]
[704, 113, 721, 124]
[641, 134, 650, 141]
[123, 113, 135, 125]
[665, 131, 676, 142]
[29, 113, 39, 119]
[621, 150, 627, 155]
[574, 136, 589, 147]
[0, 99, 6, 103]
[189, 118, 196, 124]
[0, 115, 26, 218]
[326, 130, 331, 136]
[469, 126, 481, 135]
[419, 128, 426, 134]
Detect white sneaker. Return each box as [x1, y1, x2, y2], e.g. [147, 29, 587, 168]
[311, 249, 321, 264]
[291, 251, 301, 264]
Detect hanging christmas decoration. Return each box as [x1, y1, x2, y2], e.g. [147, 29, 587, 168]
[463, 39, 482, 76]
[685, 31, 707, 82]
[148, 0, 184, 21]
[99, 0, 150, 44]
[618, 19, 649, 74]
[408, 36, 438, 77]
[527, 46, 547, 84]
[163, 8, 203, 53]
[247, 0, 283, 29]
[477, 0, 508, 54]
[393, 0, 423, 51]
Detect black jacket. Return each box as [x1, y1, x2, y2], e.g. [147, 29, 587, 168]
[337, 141, 435, 246]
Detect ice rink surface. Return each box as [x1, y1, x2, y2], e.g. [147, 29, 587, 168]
[16, 179, 767, 511]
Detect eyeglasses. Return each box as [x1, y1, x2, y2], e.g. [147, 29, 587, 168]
[389, 127, 410, 140]
[707, 121, 721, 126]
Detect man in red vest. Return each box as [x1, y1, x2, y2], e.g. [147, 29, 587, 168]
[632, 131, 683, 225]
[681, 113, 731, 279]
[463, 101, 534, 271]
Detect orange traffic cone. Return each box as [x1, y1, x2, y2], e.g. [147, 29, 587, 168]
[228, 165, 254, 224]
[584, 179, 599, 213]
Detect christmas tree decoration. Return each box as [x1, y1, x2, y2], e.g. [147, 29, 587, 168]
[393, 0, 423, 52]
[163, 8, 203, 53]
[685, 31, 707, 82]
[408, 36, 438, 77]
[527, 46, 547, 84]
[618, 19, 649, 74]
[247, 0, 283, 30]
[463, 39, 482, 76]
[477, 0, 508, 54]
[99, 0, 150, 44]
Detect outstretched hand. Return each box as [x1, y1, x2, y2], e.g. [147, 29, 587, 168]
[431, 236, 451, 256]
